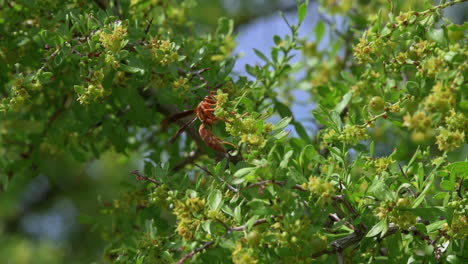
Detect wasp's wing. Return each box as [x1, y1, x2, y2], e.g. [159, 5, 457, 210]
[160, 109, 196, 130]
[169, 116, 198, 143]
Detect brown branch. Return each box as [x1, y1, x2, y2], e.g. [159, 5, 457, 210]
[193, 164, 239, 193]
[131, 170, 161, 186]
[176, 240, 215, 264]
[332, 195, 358, 219]
[329, 213, 354, 230]
[312, 195, 367, 259]
[245, 180, 306, 192]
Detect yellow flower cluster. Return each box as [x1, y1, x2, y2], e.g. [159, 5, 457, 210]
[367, 156, 395, 174]
[232, 243, 258, 264]
[173, 197, 205, 240]
[446, 199, 468, 239]
[226, 117, 273, 148]
[376, 198, 416, 229]
[148, 38, 180, 65]
[99, 21, 128, 54]
[436, 128, 465, 152]
[76, 70, 108, 104]
[322, 125, 368, 146]
[172, 76, 189, 91]
[302, 177, 336, 205]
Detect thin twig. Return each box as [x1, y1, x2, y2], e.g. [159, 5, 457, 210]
[245, 180, 306, 192]
[141, 17, 154, 42]
[230, 215, 282, 231]
[193, 164, 239, 193]
[176, 240, 215, 264]
[131, 170, 161, 186]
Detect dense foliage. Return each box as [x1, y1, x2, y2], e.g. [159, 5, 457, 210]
[1, 0, 467, 263]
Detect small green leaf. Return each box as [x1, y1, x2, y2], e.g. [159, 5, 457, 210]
[273, 35, 282, 45]
[294, 121, 309, 142]
[216, 17, 234, 36]
[440, 180, 455, 191]
[340, 71, 356, 83]
[447, 161, 468, 176]
[428, 28, 447, 46]
[234, 206, 242, 223]
[406, 81, 419, 96]
[366, 219, 388, 237]
[120, 64, 145, 74]
[298, 3, 308, 24]
[273, 117, 292, 131]
[234, 167, 256, 178]
[315, 20, 326, 43]
[280, 150, 294, 168]
[253, 48, 270, 63]
[275, 101, 293, 118]
[334, 91, 352, 113]
[207, 190, 223, 211]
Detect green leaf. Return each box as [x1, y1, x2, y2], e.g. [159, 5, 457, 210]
[74, 85, 85, 94]
[273, 130, 290, 141]
[234, 167, 256, 178]
[253, 48, 270, 63]
[294, 121, 309, 142]
[280, 150, 294, 168]
[273, 117, 292, 131]
[120, 64, 145, 74]
[402, 207, 445, 221]
[406, 81, 419, 97]
[412, 173, 435, 208]
[440, 180, 455, 191]
[428, 28, 447, 46]
[298, 3, 308, 24]
[340, 71, 356, 83]
[273, 35, 282, 46]
[315, 20, 326, 43]
[447, 161, 468, 176]
[207, 189, 223, 211]
[334, 91, 352, 114]
[275, 101, 293, 117]
[216, 17, 234, 36]
[234, 206, 242, 223]
[366, 219, 388, 237]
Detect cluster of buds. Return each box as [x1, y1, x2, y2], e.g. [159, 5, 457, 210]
[366, 156, 395, 174]
[322, 125, 368, 146]
[172, 76, 189, 91]
[232, 242, 259, 264]
[443, 199, 468, 239]
[436, 128, 465, 152]
[148, 38, 181, 65]
[226, 116, 273, 149]
[173, 196, 205, 240]
[75, 70, 108, 104]
[98, 21, 128, 54]
[376, 198, 417, 229]
[302, 176, 336, 205]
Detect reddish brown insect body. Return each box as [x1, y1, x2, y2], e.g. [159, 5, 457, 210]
[161, 91, 234, 152]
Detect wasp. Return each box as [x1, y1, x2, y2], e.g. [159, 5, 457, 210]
[161, 91, 236, 152]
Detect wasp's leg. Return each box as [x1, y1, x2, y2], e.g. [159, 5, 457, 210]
[169, 116, 198, 143]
